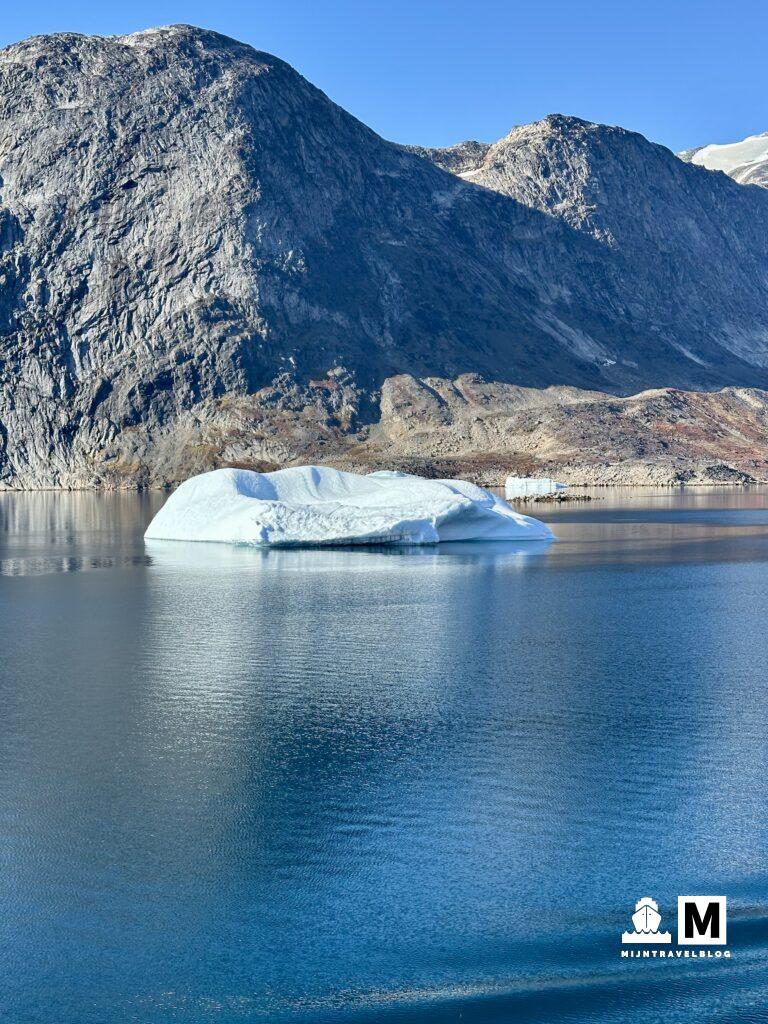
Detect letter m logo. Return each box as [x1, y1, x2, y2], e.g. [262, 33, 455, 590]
[677, 896, 727, 945]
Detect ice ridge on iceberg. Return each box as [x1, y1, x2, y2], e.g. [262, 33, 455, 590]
[144, 467, 553, 547]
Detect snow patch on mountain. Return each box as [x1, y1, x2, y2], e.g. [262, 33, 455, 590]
[681, 132, 768, 187]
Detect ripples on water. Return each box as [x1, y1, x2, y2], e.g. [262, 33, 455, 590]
[1, 488, 768, 1023]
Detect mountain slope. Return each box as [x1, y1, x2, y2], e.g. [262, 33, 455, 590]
[120, 371, 768, 489]
[416, 115, 768, 372]
[680, 132, 768, 187]
[340, 375, 768, 487]
[2, 28, 768, 486]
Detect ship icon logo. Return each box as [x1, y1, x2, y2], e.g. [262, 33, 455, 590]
[622, 897, 672, 944]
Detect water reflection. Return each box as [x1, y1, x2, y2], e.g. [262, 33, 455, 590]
[4, 485, 768, 577]
[144, 537, 553, 572]
[0, 490, 162, 576]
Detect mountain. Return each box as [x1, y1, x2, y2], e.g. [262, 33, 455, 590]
[412, 115, 768, 370]
[679, 132, 768, 187]
[1, 27, 768, 487]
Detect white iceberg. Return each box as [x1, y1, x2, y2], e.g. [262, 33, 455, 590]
[505, 476, 568, 499]
[144, 466, 553, 547]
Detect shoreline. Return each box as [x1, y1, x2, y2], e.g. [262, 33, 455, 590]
[2, 477, 768, 495]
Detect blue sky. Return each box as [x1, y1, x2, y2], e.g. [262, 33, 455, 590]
[3, 0, 766, 152]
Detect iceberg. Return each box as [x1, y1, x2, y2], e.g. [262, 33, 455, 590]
[505, 476, 568, 499]
[144, 466, 553, 547]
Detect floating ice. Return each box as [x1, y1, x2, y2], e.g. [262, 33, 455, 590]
[505, 476, 568, 498]
[144, 466, 553, 547]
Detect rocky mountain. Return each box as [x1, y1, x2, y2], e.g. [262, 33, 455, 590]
[413, 116, 768, 368]
[680, 132, 768, 187]
[1, 26, 768, 488]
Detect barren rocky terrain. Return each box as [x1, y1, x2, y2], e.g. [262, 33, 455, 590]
[77, 369, 768, 489]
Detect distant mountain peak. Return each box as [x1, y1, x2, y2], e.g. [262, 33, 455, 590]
[678, 131, 768, 187]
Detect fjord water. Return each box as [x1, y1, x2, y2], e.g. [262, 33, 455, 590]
[1, 489, 768, 1024]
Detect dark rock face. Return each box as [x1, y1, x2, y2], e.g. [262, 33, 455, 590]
[1, 27, 768, 487]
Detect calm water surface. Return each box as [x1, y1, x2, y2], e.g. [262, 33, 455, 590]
[1, 488, 767, 1023]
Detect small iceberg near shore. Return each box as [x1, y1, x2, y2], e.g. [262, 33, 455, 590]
[505, 476, 568, 499]
[145, 466, 553, 547]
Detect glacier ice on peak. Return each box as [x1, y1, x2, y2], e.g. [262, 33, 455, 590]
[682, 131, 768, 186]
[144, 466, 553, 547]
[689, 133, 768, 173]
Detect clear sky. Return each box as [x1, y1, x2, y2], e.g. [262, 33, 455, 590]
[2, 0, 766, 153]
